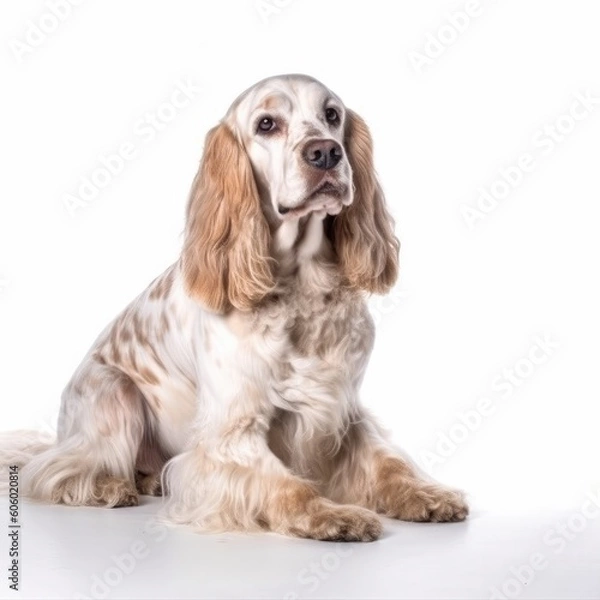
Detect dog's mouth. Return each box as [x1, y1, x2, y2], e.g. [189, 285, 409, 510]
[278, 181, 349, 219]
[307, 181, 342, 200]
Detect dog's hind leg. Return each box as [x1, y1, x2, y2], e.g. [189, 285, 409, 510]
[134, 403, 169, 497]
[22, 361, 146, 508]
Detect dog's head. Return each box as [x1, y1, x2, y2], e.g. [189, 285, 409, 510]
[182, 74, 399, 312]
[227, 74, 353, 220]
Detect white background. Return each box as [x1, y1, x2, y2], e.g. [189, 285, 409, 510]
[1, 1, 599, 598]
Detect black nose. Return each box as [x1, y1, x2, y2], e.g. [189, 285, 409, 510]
[303, 139, 342, 170]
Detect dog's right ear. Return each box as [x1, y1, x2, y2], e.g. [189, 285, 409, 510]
[181, 123, 274, 313]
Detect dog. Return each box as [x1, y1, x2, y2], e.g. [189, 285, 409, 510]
[0, 74, 468, 541]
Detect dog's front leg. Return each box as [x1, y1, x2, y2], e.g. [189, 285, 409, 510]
[326, 419, 469, 523]
[368, 451, 469, 522]
[162, 315, 382, 541]
[163, 401, 382, 541]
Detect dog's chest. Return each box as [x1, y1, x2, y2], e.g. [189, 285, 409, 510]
[255, 284, 374, 409]
[254, 287, 374, 474]
[285, 293, 347, 357]
[260, 286, 352, 361]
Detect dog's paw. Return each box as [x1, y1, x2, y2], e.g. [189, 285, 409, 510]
[391, 484, 469, 523]
[96, 475, 140, 508]
[135, 471, 163, 496]
[293, 503, 383, 542]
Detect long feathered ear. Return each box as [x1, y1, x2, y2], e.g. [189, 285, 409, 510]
[333, 109, 400, 294]
[181, 123, 274, 313]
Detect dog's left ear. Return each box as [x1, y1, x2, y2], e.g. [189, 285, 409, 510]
[332, 110, 399, 294]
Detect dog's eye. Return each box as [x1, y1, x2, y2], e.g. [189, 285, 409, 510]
[257, 117, 276, 133]
[325, 108, 339, 123]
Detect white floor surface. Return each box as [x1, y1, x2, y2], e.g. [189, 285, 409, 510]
[2, 498, 598, 599]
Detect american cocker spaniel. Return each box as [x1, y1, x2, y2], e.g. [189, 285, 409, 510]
[1, 74, 468, 541]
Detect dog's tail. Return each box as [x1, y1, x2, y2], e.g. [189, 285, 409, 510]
[0, 431, 55, 494]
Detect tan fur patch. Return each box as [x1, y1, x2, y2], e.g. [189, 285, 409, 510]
[135, 471, 162, 496]
[158, 312, 170, 341]
[304, 502, 382, 542]
[260, 94, 282, 111]
[271, 481, 318, 516]
[263, 480, 381, 541]
[149, 268, 175, 301]
[373, 453, 468, 522]
[137, 366, 159, 385]
[181, 123, 274, 313]
[333, 110, 400, 294]
[52, 474, 138, 508]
